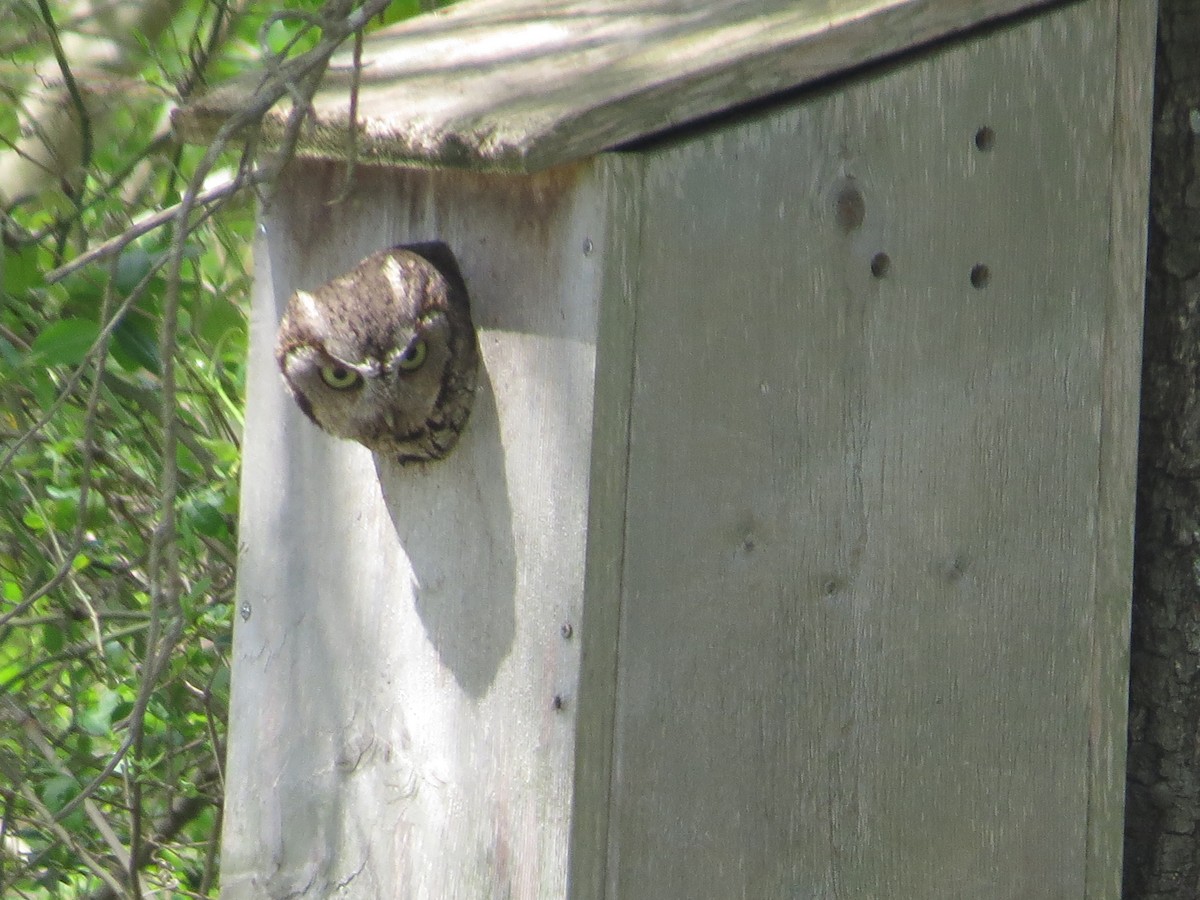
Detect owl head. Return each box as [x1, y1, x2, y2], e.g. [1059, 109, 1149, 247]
[275, 242, 479, 464]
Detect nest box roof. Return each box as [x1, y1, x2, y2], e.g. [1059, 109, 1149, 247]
[174, 0, 1059, 173]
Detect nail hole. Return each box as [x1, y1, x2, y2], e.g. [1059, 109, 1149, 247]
[870, 252, 891, 278]
[560, 623, 573, 640]
[834, 182, 865, 232]
[970, 264, 991, 289]
[974, 126, 996, 151]
[822, 578, 844, 596]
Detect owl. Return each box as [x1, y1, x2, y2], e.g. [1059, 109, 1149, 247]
[275, 242, 480, 464]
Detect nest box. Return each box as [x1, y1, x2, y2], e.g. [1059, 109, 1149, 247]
[177, 0, 1156, 896]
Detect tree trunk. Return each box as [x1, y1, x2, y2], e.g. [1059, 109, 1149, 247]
[1124, 2, 1200, 896]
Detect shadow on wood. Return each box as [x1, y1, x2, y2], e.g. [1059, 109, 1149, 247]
[376, 364, 516, 699]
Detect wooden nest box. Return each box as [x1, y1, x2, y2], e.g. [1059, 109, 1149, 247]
[177, 0, 1156, 896]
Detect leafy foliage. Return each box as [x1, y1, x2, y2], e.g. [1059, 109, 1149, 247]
[0, 0, 428, 895]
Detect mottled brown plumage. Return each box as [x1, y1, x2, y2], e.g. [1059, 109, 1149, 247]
[275, 243, 479, 464]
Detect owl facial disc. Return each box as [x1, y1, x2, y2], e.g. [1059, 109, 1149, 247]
[275, 242, 480, 464]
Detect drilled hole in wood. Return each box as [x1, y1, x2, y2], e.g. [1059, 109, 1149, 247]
[870, 252, 891, 278]
[834, 182, 865, 232]
[970, 263, 991, 289]
[974, 126, 996, 151]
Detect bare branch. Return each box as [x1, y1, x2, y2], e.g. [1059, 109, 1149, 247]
[43, 173, 253, 284]
[0, 0, 188, 207]
[33, 0, 94, 179]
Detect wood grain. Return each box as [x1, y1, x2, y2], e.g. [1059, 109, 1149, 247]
[175, 0, 1065, 172]
[220, 1, 1150, 895]
[221, 159, 613, 897]
[1086, 1, 1157, 897]
[566, 156, 644, 900]
[603, 3, 1127, 896]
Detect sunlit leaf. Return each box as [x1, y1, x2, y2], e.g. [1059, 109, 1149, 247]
[1, 243, 43, 297]
[79, 688, 121, 736]
[41, 774, 81, 812]
[264, 16, 320, 57]
[47, 497, 78, 531]
[378, 0, 423, 25]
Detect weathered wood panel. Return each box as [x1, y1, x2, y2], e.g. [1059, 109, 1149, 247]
[175, 0, 1065, 173]
[1088, 0, 1157, 896]
[566, 163, 644, 899]
[604, 3, 1122, 897]
[223, 159, 621, 897]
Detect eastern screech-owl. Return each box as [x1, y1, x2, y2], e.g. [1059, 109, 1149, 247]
[275, 242, 480, 464]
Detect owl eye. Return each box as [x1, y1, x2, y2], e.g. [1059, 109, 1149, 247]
[396, 339, 427, 371]
[319, 363, 362, 390]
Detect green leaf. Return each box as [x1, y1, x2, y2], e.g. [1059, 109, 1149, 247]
[47, 497, 79, 531]
[264, 17, 320, 57]
[112, 310, 161, 373]
[111, 699, 134, 723]
[41, 774, 80, 812]
[200, 437, 240, 469]
[196, 294, 247, 346]
[115, 248, 156, 295]
[60, 268, 106, 316]
[22, 367, 55, 409]
[209, 665, 231, 697]
[79, 688, 120, 736]
[377, 0, 422, 25]
[1, 244, 43, 296]
[182, 497, 228, 538]
[0, 334, 22, 369]
[103, 640, 127, 665]
[42, 623, 64, 653]
[31, 318, 100, 367]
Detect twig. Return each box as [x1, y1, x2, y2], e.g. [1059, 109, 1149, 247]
[43, 175, 254, 285]
[329, 25, 364, 204]
[0, 261, 170, 628]
[8, 697, 132, 870]
[0, 738, 125, 896]
[33, 0, 93, 182]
